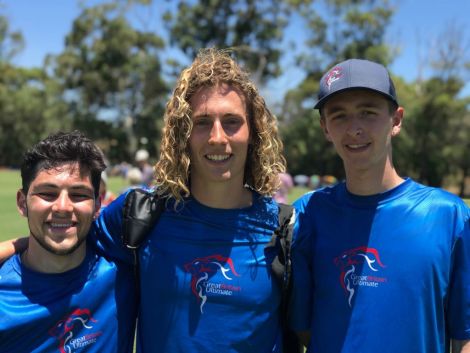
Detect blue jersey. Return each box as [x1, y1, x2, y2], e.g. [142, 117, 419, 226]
[93, 191, 283, 353]
[0, 246, 137, 353]
[290, 178, 470, 353]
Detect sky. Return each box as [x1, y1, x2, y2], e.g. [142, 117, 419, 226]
[3, 0, 470, 102]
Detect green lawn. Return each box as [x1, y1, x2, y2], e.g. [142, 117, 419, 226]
[0, 169, 469, 243]
[0, 169, 28, 240]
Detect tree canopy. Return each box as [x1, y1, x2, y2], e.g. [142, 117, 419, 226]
[1, 0, 469, 195]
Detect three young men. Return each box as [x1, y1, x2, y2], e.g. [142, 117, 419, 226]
[1, 57, 469, 353]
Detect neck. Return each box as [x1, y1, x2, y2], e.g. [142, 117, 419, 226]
[190, 183, 253, 209]
[23, 238, 86, 274]
[345, 163, 404, 196]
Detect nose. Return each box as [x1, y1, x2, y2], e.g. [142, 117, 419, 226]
[208, 120, 228, 145]
[346, 116, 363, 137]
[52, 192, 73, 213]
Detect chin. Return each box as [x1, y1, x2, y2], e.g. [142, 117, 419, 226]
[208, 172, 233, 182]
[44, 238, 86, 256]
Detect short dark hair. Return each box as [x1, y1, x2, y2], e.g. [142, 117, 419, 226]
[21, 131, 106, 197]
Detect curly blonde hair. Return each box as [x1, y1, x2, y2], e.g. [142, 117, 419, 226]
[154, 48, 285, 203]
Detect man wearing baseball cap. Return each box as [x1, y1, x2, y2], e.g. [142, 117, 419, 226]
[290, 59, 470, 353]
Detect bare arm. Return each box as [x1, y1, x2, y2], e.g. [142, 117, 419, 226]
[0, 237, 28, 262]
[452, 340, 470, 353]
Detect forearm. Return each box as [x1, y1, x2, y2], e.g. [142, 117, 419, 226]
[0, 237, 28, 261]
[452, 339, 470, 353]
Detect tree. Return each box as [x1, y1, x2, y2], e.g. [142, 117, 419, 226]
[403, 23, 470, 191]
[163, 0, 304, 83]
[404, 77, 468, 187]
[0, 14, 70, 166]
[0, 14, 23, 62]
[51, 2, 167, 159]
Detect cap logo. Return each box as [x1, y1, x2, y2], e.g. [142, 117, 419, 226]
[325, 66, 342, 90]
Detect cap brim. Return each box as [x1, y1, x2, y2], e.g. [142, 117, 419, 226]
[314, 87, 398, 110]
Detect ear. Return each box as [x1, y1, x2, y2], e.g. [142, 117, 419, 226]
[16, 189, 28, 217]
[391, 107, 404, 137]
[320, 117, 333, 142]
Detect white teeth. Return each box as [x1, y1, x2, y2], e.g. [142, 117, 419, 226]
[50, 223, 72, 228]
[206, 154, 230, 161]
[348, 144, 368, 149]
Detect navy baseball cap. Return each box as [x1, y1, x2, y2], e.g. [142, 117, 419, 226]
[314, 59, 398, 110]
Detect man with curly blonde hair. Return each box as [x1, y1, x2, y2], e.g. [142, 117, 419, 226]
[93, 48, 297, 352]
[155, 48, 285, 203]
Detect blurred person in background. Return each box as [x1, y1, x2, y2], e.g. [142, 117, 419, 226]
[274, 172, 294, 204]
[120, 166, 146, 194]
[134, 149, 154, 188]
[99, 171, 116, 211]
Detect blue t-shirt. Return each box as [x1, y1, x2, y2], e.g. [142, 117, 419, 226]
[0, 245, 137, 353]
[290, 178, 470, 353]
[94, 191, 283, 353]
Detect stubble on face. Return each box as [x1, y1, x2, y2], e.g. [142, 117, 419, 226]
[28, 227, 88, 256]
[21, 164, 97, 258]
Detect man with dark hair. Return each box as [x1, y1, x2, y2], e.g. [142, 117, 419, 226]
[290, 59, 470, 353]
[0, 131, 136, 352]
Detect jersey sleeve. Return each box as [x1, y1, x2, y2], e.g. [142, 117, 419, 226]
[447, 202, 470, 340]
[90, 192, 134, 265]
[289, 193, 314, 332]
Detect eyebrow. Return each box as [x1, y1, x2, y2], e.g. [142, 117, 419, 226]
[192, 112, 244, 119]
[32, 183, 94, 191]
[192, 115, 207, 122]
[324, 106, 345, 115]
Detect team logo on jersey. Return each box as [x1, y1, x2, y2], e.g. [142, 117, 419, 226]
[184, 254, 241, 313]
[325, 66, 342, 90]
[334, 246, 387, 307]
[48, 308, 102, 353]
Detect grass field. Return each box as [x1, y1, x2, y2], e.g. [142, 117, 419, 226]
[0, 169, 468, 243]
[0, 169, 27, 239]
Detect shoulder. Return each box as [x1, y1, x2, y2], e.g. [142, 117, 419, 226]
[244, 193, 280, 230]
[253, 193, 279, 213]
[406, 181, 470, 226]
[293, 183, 342, 213]
[0, 254, 18, 275]
[86, 244, 134, 275]
[101, 191, 128, 216]
[411, 181, 468, 210]
[100, 187, 158, 218]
